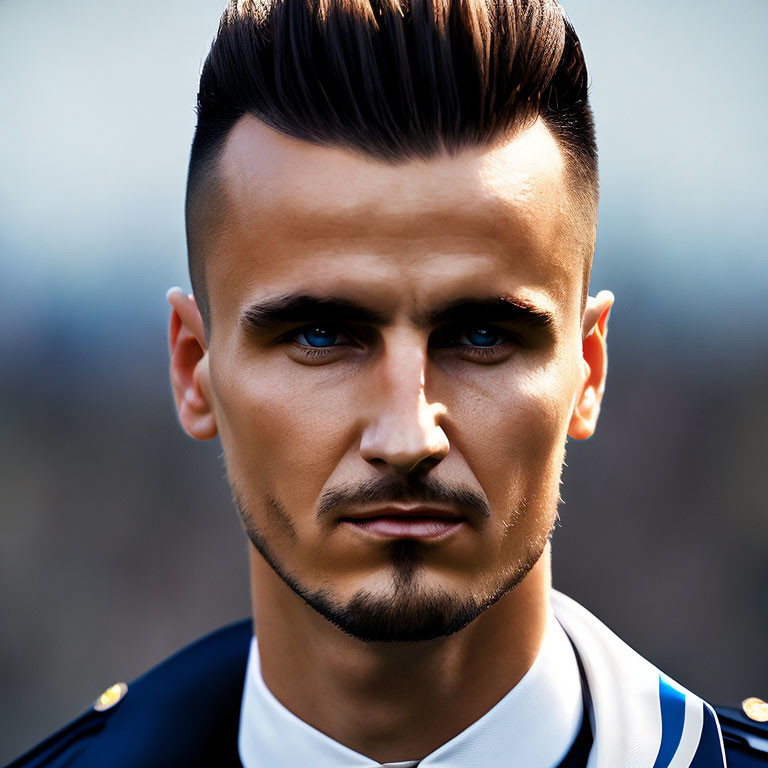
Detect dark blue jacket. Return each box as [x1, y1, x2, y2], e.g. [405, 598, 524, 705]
[6, 620, 767, 767]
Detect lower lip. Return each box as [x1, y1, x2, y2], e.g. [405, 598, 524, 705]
[343, 517, 465, 539]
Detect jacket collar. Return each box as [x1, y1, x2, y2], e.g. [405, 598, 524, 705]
[551, 591, 727, 768]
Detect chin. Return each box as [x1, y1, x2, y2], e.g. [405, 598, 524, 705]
[294, 540, 546, 643]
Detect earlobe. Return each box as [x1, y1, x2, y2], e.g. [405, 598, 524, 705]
[567, 291, 614, 441]
[167, 288, 218, 440]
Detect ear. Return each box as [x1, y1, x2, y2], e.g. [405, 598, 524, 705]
[167, 287, 218, 440]
[568, 290, 614, 441]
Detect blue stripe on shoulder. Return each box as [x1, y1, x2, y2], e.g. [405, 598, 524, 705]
[652, 675, 686, 768]
[689, 703, 726, 768]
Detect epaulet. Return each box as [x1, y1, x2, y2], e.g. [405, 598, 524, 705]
[715, 697, 768, 767]
[5, 619, 252, 768]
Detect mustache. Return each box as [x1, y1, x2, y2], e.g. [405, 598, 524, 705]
[316, 476, 490, 522]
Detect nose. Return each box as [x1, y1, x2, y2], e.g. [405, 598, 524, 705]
[359, 344, 450, 474]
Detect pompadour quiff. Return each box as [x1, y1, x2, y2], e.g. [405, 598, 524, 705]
[187, 0, 597, 328]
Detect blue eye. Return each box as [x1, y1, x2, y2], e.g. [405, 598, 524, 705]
[295, 326, 341, 348]
[464, 328, 503, 347]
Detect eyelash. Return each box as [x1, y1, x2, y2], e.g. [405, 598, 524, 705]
[283, 324, 519, 361]
[457, 343, 513, 360]
[437, 332, 518, 364]
[285, 326, 355, 356]
[290, 345, 340, 359]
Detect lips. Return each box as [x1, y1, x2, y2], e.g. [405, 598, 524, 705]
[340, 506, 467, 540]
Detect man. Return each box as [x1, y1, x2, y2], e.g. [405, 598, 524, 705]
[8, 0, 767, 766]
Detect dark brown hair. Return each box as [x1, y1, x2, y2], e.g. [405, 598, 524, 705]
[187, 0, 597, 328]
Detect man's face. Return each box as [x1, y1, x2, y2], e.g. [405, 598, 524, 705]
[195, 117, 597, 641]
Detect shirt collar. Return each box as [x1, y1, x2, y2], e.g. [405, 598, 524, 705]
[238, 611, 583, 768]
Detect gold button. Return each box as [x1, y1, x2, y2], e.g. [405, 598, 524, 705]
[93, 682, 128, 712]
[742, 697, 768, 723]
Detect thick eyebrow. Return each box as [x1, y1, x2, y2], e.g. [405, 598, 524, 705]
[422, 297, 556, 332]
[240, 294, 388, 332]
[240, 293, 555, 335]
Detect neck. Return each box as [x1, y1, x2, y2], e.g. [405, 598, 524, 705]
[249, 546, 552, 763]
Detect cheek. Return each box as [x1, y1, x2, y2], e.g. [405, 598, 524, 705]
[511, 368, 572, 453]
[210, 356, 358, 513]
[449, 360, 576, 512]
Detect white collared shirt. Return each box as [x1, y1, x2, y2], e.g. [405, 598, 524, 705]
[238, 612, 584, 768]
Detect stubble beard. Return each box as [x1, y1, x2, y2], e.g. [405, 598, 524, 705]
[234, 490, 553, 643]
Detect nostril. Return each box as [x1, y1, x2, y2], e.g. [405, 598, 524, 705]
[413, 455, 442, 474]
[387, 449, 447, 475]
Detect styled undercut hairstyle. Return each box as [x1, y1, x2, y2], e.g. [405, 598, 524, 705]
[187, 0, 598, 330]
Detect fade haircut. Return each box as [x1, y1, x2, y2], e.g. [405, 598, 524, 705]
[186, 0, 598, 330]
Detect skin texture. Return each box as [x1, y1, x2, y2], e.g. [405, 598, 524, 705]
[168, 115, 613, 761]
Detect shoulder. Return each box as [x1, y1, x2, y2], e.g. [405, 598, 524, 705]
[715, 698, 768, 767]
[5, 619, 253, 768]
[551, 591, 766, 766]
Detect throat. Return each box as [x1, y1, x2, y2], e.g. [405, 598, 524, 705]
[247, 556, 553, 763]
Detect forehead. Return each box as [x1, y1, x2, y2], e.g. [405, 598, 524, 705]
[209, 116, 585, 331]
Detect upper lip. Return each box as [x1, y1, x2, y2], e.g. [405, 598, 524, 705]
[340, 505, 466, 521]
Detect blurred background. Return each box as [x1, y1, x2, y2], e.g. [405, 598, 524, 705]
[1, 0, 766, 761]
